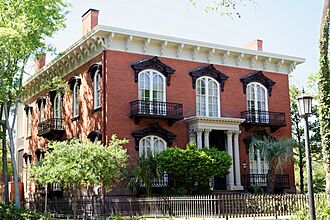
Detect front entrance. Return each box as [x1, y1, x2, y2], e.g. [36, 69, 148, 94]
[209, 130, 226, 190]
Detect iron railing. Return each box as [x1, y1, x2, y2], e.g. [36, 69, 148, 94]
[25, 194, 328, 219]
[130, 100, 183, 120]
[140, 173, 168, 188]
[241, 110, 286, 127]
[37, 118, 64, 136]
[242, 174, 290, 188]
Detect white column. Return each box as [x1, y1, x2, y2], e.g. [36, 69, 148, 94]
[189, 130, 196, 144]
[225, 131, 235, 190]
[234, 131, 243, 190]
[196, 129, 203, 149]
[204, 129, 211, 149]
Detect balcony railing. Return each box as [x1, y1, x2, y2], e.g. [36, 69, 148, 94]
[140, 173, 169, 188]
[130, 100, 183, 125]
[241, 110, 286, 131]
[37, 118, 65, 140]
[242, 174, 290, 189]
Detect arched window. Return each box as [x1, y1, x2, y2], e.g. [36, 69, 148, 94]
[246, 82, 268, 123]
[138, 70, 165, 102]
[39, 103, 44, 122]
[94, 70, 101, 109]
[196, 77, 220, 117]
[138, 70, 166, 115]
[54, 93, 62, 119]
[73, 82, 79, 117]
[139, 135, 167, 157]
[249, 145, 269, 177]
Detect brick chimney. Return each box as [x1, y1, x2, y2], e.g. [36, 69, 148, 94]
[244, 39, 263, 51]
[82, 9, 99, 35]
[34, 55, 46, 73]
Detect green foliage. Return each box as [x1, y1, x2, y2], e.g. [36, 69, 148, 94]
[293, 197, 330, 220]
[126, 153, 159, 196]
[156, 143, 231, 194]
[0, 149, 13, 176]
[318, 6, 330, 190]
[42, 76, 68, 94]
[189, 0, 255, 17]
[0, 202, 49, 220]
[294, 161, 326, 194]
[30, 135, 128, 190]
[251, 136, 295, 193]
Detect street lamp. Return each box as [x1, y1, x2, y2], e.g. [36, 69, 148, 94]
[297, 92, 315, 220]
[242, 160, 247, 192]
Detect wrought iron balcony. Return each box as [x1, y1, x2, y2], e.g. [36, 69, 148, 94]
[240, 110, 286, 131]
[140, 173, 169, 188]
[37, 118, 65, 140]
[242, 174, 290, 189]
[130, 100, 183, 126]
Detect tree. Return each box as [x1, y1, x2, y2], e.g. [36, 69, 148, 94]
[290, 85, 305, 193]
[318, 0, 330, 192]
[250, 136, 295, 193]
[156, 143, 232, 195]
[189, 0, 255, 17]
[30, 135, 128, 220]
[0, 0, 69, 207]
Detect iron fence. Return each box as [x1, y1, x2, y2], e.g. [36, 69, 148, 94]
[25, 193, 328, 219]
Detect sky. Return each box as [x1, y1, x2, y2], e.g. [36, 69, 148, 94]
[42, 0, 323, 89]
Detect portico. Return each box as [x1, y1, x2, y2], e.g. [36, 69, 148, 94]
[185, 116, 245, 191]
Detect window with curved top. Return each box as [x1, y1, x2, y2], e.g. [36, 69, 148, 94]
[139, 135, 167, 157]
[54, 93, 62, 119]
[73, 82, 79, 118]
[246, 82, 268, 123]
[94, 70, 101, 109]
[249, 145, 269, 186]
[196, 77, 220, 117]
[138, 70, 166, 114]
[54, 93, 62, 129]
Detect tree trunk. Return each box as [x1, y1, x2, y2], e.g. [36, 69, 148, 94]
[297, 137, 304, 193]
[1, 123, 9, 204]
[0, 103, 9, 203]
[319, 0, 330, 192]
[267, 168, 276, 193]
[4, 102, 20, 207]
[7, 127, 20, 207]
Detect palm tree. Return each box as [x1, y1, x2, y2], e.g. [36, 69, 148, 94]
[250, 136, 295, 193]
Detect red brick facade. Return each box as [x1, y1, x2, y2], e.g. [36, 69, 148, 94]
[23, 49, 295, 194]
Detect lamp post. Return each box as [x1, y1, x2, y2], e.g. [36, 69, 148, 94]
[297, 92, 315, 220]
[242, 160, 247, 192]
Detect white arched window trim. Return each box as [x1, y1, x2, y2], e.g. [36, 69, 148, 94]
[138, 69, 166, 102]
[54, 93, 62, 119]
[139, 135, 167, 157]
[196, 76, 220, 118]
[249, 145, 269, 176]
[246, 82, 268, 112]
[73, 82, 79, 117]
[39, 103, 44, 122]
[94, 70, 101, 109]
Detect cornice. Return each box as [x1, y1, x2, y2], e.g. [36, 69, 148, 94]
[23, 25, 305, 101]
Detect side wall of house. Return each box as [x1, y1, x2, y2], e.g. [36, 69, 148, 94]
[23, 55, 103, 196]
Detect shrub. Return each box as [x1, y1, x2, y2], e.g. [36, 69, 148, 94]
[0, 202, 48, 220]
[293, 198, 330, 220]
[156, 143, 231, 194]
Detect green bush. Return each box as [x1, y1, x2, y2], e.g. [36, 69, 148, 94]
[156, 143, 232, 194]
[0, 202, 48, 220]
[293, 198, 330, 220]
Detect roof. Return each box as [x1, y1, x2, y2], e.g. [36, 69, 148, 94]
[23, 25, 305, 101]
